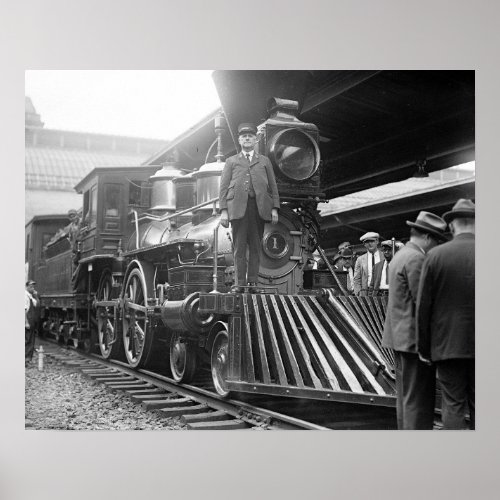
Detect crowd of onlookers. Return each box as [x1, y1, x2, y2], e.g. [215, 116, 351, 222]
[315, 199, 475, 430]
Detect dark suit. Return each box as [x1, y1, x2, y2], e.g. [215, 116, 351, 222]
[369, 259, 390, 295]
[219, 152, 280, 285]
[25, 290, 39, 360]
[382, 241, 435, 429]
[416, 233, 475, 429]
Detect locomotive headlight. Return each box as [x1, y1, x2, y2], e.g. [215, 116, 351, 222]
[268, 128, 320, 181]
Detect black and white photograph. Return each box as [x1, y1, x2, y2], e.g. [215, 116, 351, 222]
[24, 69, 475, 432]
[4, 1, 500, 499]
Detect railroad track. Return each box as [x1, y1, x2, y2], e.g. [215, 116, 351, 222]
[38, 341, 329, 430]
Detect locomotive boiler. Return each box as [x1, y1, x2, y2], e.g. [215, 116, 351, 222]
[28, 97, 396, 407]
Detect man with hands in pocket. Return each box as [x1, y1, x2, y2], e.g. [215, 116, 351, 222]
[219, 123, 280, 293]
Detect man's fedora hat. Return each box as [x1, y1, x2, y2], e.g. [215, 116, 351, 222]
[332, 253, 343, 264]
[406, 211, 447, 241]
[442, 198, 475, 223]
[238, 123, 257, 136]
[360, 232, 380, 242]
[339, 247, 354, 258]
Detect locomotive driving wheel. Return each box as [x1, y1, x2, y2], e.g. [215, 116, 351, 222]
[96, 270, 120, 359]
[211, 330, 231, 397]
[122, 267, 154, 369]
[169, 333, 197, 383]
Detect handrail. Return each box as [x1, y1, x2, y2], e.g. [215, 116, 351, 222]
[211, 222, 221, 293]
[134, 197, 219, 224]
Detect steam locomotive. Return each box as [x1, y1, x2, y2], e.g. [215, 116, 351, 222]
[25, 98, 396, 406]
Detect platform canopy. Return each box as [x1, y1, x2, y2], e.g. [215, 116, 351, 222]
[212, 70, 475, 199]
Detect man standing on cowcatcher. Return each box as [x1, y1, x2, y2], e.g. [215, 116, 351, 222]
[416, 199, 475, 429]
[219, 123, 280, 293]
[382, 212, 447, 429]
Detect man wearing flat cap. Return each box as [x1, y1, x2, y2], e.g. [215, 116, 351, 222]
[353, 232, 384, 296]
[382, 211, 447, 429]
[416, 199, 475, 429]
[219, 123, 280, 293]
[369, 240, 403, 296]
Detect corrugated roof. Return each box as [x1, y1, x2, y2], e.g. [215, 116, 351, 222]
[319, 166, 475, 216]
[25, 146, 155, 190]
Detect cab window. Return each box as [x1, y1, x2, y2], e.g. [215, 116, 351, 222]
[83, 185, 98, 227]
[104, 184, 121, 217]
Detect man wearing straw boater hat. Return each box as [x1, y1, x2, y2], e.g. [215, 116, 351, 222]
[416, 199, 475, 429]
[219, 123, 280, 293]
[382, 211, 447, 429]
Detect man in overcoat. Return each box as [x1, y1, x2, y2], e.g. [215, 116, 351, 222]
[219, 123, 280, 292]
[416, 199, 475, 429]
[382, 212, 447, 429]
[353, 232, 384, 295]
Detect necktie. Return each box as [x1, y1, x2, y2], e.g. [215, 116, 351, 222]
[371, 252, 375, 270]
[386, 262, 389, 283]
[246, 153, 251, 163]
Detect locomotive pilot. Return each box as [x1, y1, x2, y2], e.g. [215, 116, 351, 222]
[219, 123, 280, 293]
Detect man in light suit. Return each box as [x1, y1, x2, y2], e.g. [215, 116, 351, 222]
[417, 199, 475, 429]
[382, 211, 447, 429]
[353, 232, 384, 295]
[219, 123, 280, 293]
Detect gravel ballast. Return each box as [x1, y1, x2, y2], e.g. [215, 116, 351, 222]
[25, 351, 187, 430]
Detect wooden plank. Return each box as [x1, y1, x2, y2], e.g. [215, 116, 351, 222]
[229, 316, 241, 381]
[366, 297, 384, 337]
[328, 292, 389, 368]
[278, 296, 322, 389]
[268, 295, 304, 387]
[309, 297, 386, 395]
[186, 419, 249, 430]
[241, 295, 256, 383]
[287, 296, 340, 390]
[260, 294, 288, 386]
[159, 404, 209, 417]
[251, 295, 271, 384]
[298, 296, 363, 393]
[181, 410, 231, 424]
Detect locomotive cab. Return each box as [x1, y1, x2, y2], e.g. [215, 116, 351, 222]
[75, 165, 159, 262]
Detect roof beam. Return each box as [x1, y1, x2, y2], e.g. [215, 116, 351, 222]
[301, 71, 381, 114]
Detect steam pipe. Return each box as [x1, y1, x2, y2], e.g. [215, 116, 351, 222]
[136, 197, 219, 223]
[132, 210, 139, 249]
